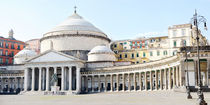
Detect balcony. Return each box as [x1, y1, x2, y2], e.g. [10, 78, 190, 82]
[180, 46, 210, 53]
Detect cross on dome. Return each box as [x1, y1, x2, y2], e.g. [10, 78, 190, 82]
[74, 6, 77, 13]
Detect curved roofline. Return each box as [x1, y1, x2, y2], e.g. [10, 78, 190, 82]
[40, 34, 111, 42]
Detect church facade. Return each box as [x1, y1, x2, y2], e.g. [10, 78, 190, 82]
[0, 10, 210, 95]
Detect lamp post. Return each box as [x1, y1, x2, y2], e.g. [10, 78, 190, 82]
[191, 10, 207, 105]
[185, 48, 192, 99]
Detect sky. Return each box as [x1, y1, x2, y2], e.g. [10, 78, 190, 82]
[0, 0, 209, 42]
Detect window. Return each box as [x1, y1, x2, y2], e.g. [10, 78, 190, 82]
[17, 45, 20, 50]
[120, 43, 123, 45]
[124, 47, 127, 49]
[0, 50, 3, 55]
[173, 30, 177, 36]
[143, 61, 146, 63]
[0, 42, 3, 47]
[182, 29, 186, 36]
[114, 51, 118, 54]
[143, 52, 146, 57]
[136, 53, 139, 57]
[131, 53, 134, 58]
[11, 44, 14, 49]
[119, 54, 122, 59]
[5, 58, 9, 64]
[173, 51, 177, 56]
[136, 61, 139, 64]
[183, 40, 187, 46]
[124, 42, 127, 44]
[150, 51, 153, 56]
[5, 50, 8, 56]
[157, 51, 160, 56]
[0, 58, 3, 63]
[125, 54, 127, 58]
[163, 50, 168, 55]
[11, 51, 14, 56]
[173, 41, 177, 47]
[5, 43, 9, 48]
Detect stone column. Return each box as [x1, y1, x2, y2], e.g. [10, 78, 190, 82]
[24, 68, 28, 91]
[104, 75, 107, 92]
[139, 73, 142, 91]
[110, 74, 113, 91]
[92, 75, 94, 92]
[180, 60, 185, 86]
[116, 74, 119, 91]
[173, 67, 176, 88]
[145, 72, 147, 91]
[134, 73, 136, 91]
[42, 69, 45, 90]
[31, 67, 35, 91]
[76, 67, 81, 93]
[150, 71, 153, 90]
[176, 66, 179, 86]
[21, 77, 24, 91]
[160, 70, 163, 90]
[38, 68, 42, 91]
[164, 69, 167, 90]
[207, 59, 210, 86]
[122, 73, 125, 91]
[98, 75, 100, 92]
[128, 73, 130, 91]
[69, 67, 72, 91]
[169, 68, 172, 89]
[155, 70, 158, 90]
[1, 77, 3, 92]
[53, 67, 57, 86]
[61, 67, 65, 91]
[7, 77, 10, 93]
[46, 67, 49, 91]
[85, 76, 88, 93]
[14, 77, 17, 92]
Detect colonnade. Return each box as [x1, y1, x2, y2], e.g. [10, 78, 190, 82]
[24, 66, 81, 93]
[81, 65, 181, 93]
[0, 76, 24, 93]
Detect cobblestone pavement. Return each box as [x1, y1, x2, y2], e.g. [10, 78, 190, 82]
[1, 91, 210, 105]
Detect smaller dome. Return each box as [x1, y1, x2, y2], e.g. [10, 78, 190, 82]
[88, 45, 114, 54]
[88, 45, 116, 62]
[14, 48, 37, 64]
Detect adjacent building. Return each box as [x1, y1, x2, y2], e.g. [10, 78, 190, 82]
[0, 29, 26, 66]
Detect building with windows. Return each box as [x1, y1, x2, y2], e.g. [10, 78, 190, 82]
[0, 29, 26, 66]
[0, 9, 210, 95]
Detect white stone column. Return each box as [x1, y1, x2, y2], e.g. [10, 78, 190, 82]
[110, 74, 113, 91]
[207, 59, 210, 86]
[150, 71, 153, 91]
[104, 75, 107, 92]
[169, 68, 172, 89]
[42, 69, 45, 90]
[160, 70, 163, 90]
[7, 77, 10, 93]
[21, 77, 24, 91]
[173, 67, 176, 88]
[31, 68, 35, 91]
[24, 68, 28, 91]
[134, 73, 136, 91]
[53, 67, 57, 86]
[14, 77, 17, 92]
[46, 67, 49, 91]
[155, 70, 158, 90]
[176, 66, 179, 86]
[139, 73, 142, 91]
[69, 67, 72, 91]
[145, 72, 147, 91]
[180, 60, 184, 86]
[85, 75, 88, 93]
[164, 69, 167, 90]
[122, 73, 125, 91]
[116, 74, 119, 91]
[128, 73, 130, 91]
[98, 75, 100, 92]
[38, 68, 42, 91]
[92, 75, 94, 92]
[61, 67, 65, 91]
[76, 67, 81, 93]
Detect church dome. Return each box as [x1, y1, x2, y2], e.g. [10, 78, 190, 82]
[44, 13, 107, 38]
[40, 11, 110, 54]
[88, 45, 116, 62]
[14, 48, 37, 64]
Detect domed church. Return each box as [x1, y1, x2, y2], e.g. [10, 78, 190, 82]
[1, 8, 208, 95]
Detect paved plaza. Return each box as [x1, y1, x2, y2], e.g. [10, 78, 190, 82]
[1, 91, 210, 105]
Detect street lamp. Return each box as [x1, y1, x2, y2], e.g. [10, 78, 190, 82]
[185, 48, 192, 99]
[190, 10, 208, 105]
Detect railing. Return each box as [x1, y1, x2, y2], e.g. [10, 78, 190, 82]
[180, 46, 210, 53]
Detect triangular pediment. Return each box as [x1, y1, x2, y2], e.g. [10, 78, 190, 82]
[27, 50, 83, 63]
